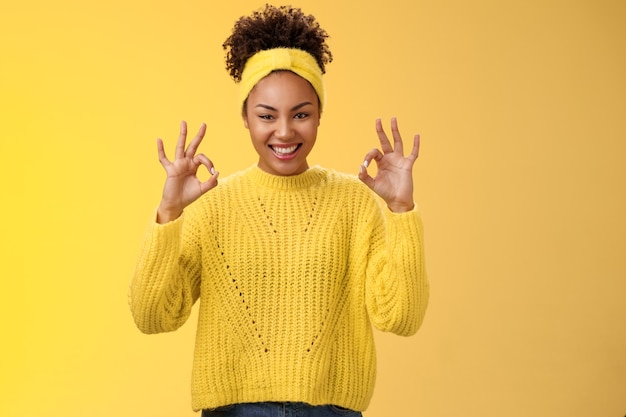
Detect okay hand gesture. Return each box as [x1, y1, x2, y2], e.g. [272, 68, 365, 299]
[358, 117, 420, 213]
[156, 121, 219, 223]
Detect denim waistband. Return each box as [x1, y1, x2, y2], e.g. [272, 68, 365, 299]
[201, 401, 361, 417]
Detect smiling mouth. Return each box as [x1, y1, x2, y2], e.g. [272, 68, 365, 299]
[270, 144, 301, 156]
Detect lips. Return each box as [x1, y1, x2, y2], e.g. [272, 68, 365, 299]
[270, 144, 301, 158]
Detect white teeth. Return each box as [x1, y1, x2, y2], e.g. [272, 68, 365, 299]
[272, 145, 298, 154]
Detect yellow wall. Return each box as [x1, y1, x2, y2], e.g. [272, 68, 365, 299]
[1, 1, 624, 416]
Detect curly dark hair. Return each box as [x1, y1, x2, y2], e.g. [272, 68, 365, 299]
[223, 4, 333, 82]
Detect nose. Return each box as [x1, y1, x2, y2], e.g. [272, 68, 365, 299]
[275, 118, 295, 141]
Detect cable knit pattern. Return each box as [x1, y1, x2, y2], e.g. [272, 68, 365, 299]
[129, 165, 429, 412]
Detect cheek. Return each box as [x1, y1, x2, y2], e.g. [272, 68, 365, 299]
[307, 123, 319, 139]
[249, 124, 270, 144]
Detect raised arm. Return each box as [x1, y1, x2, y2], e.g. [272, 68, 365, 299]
[129, 121, 215, 333]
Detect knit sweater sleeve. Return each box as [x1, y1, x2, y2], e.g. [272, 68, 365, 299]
[129, 210, 202, 334]
[364, 204, 429, 336]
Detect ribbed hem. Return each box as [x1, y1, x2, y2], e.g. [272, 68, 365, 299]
[191, 388, 370, 413]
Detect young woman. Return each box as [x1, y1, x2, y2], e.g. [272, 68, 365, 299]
[130, 5, 429, 417]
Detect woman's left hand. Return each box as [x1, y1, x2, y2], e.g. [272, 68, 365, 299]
[358, 117, 420, 213]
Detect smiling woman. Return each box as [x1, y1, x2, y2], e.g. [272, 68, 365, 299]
[243, 71, 320, 176]
[128, 4, 428, 416]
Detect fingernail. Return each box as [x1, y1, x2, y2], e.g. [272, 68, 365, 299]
[210, 167, 216, 175]
[363, 160, 369, 168]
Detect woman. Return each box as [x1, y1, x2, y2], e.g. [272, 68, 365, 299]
[130, 4, 429, 416]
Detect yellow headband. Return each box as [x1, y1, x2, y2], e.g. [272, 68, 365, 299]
[238, 48, 325, 112]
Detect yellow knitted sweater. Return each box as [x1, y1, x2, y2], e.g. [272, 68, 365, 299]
[129, 165, 429, 412]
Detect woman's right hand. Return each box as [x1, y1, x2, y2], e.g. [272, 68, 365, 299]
[156, 121, 219, 224]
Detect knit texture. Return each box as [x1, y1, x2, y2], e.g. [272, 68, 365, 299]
[238, 48, 325, 111]
[129, 165, 429, 412]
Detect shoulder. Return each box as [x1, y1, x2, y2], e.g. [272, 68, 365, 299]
[313, 166, 381, 212]
[314, 166, 368, 191]
[187, 167, 254, 214]
[210, 166, 257, 193]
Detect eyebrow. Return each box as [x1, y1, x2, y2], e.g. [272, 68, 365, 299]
[254, 101, 314, 112]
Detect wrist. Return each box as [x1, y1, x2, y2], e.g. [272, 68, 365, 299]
[387, 202, 415, 213]
[157, 204, 183, 224]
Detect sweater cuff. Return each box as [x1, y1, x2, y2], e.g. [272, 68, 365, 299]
[385, 204, 421, 221]
[147, 209, 185, 243]
[384, 205, 423, 243]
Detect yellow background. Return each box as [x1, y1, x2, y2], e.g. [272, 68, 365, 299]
[1, 0, 625, 416]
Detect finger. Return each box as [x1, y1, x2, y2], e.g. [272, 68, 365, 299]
[361, 148, 383, 171]
[193, 153, 216, 175]
[358, 164, 375, 189]
[185, 122, 207, 158]
[408, 133, 420, 161]
[157, 138, 170, 167]
[199, 171, 219, 195]
[358, 153, 380, 191]
[390, 117, 405, 156]
[193, 153, 219, 194]
[375, 118, 394, 154]
[175, 120, 188, 160]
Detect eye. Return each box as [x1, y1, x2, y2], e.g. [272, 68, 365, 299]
[294, 112, 309, 119]
[258, 114, 274, 120]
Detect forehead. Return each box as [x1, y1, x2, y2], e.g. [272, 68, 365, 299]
[247, 71, 319, 105]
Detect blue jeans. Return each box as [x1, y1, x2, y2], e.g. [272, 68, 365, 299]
[201, 402, 362, 417]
